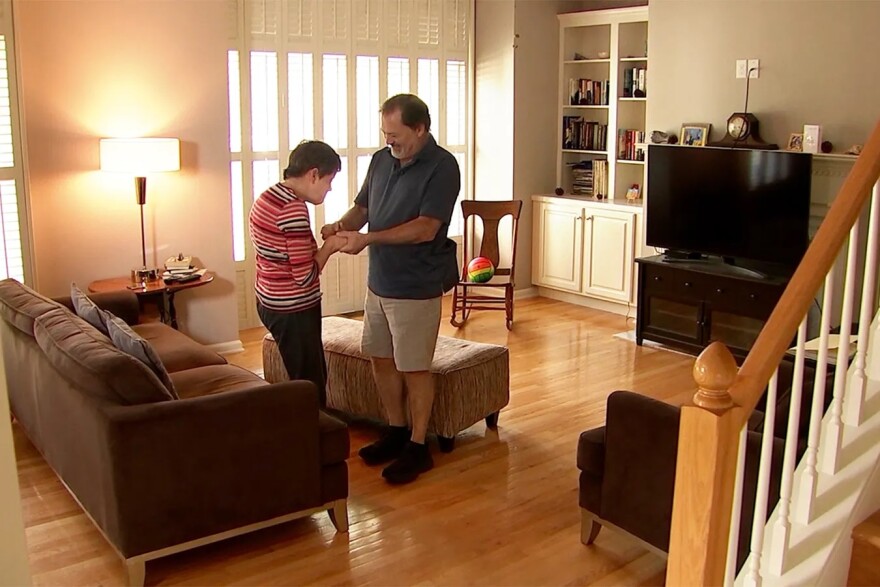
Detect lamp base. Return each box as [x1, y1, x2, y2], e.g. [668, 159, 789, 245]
[131, 268, 160, 284]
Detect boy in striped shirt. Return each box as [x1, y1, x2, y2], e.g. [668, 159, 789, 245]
[249, 141, 345, 404]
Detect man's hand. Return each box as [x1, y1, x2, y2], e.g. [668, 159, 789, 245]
[337, 230, 371, 254]
[320, 221, 342, 240]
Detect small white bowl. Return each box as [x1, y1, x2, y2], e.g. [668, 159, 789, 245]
[597, 51, 610, 59]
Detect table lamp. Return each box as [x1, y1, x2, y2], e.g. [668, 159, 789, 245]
[100, 138, 180, 283]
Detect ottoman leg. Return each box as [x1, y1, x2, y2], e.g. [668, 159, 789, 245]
[485, 411, 500, 429]
[437, 435, 456, 453]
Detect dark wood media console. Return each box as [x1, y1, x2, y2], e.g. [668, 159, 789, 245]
[635, 255, 791, 361]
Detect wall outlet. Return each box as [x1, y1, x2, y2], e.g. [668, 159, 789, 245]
[736, 59, 747, 79]
[748, 59, 760, 78]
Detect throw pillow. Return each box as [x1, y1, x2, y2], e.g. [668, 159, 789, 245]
[104, 312, 177, 397]
[70, 282, 108, 336]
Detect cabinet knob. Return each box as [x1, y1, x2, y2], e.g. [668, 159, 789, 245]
[585, 215, 593, 221]
[653, 276, 661, 282]
[716, 288, 724, 294]
[684, 281, 692, 287]
[749, 293, 756, 300]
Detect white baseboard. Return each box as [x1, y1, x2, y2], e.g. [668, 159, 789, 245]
[208, 340, 245, 355]
[535, 286, 635, 317]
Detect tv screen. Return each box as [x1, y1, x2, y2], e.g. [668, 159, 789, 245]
[646, 145, 812, 268]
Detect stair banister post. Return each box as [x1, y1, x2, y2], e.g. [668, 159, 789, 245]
[668, 342, 743, 586]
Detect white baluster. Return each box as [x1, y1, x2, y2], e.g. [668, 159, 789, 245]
[820, 223, 859, 475]
[845, 183, 880, 425]
[725, 426, 748, 587]
[745, 369, 779, 587]
[795, 269, 835, 524]
[767, 320, 808, 575]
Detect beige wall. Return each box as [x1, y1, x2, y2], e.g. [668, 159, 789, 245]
[15, 0, 238, 346]
[647, 0, 880, 151]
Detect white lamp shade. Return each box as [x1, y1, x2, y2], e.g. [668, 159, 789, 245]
[100, 138, 180, 174]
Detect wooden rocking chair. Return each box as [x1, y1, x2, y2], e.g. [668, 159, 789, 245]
[450, 200, 522, 330]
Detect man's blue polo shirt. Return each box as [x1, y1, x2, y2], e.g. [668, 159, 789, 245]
[354, 135, 461, 299]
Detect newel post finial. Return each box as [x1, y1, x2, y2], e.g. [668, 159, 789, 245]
[692, 341, 737, 410]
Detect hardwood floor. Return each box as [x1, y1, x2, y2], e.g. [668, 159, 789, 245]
[14, 296, 698, 586]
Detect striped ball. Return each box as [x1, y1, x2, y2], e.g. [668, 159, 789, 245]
[467, 257, 495, 283]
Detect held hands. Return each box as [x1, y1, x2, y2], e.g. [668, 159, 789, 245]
[337, 230, 371, 255]
[322, 234, 348, 254]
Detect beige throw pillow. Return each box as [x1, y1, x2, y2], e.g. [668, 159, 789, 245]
[104, 311, 177, 397]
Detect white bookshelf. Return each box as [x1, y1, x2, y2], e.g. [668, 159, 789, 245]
[556, 7, 648, 202]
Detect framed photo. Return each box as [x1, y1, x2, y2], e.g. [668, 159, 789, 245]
[679, 123, 711, 147]
[787, 133, 804, 152]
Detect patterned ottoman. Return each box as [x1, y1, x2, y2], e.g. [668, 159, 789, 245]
[262, 316, 510, 451]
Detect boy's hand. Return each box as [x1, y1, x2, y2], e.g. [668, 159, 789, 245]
[320, 221, 342, 240]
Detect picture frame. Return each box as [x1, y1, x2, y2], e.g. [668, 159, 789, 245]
[679, 123, 711, 147]
[787, 132, 804, 152]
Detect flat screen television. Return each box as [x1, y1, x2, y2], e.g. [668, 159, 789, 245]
[646, 144, 813, 270]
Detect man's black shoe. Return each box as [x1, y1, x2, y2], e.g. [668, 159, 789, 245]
[358, 425, 410, 466]
[382, 441, 434, 485]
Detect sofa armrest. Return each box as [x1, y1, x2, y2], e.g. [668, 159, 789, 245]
[577, 427, 605, 476]
[54, 290, 141, 325]
[100, 380, 326, 557]
[599, 390, 682, 552]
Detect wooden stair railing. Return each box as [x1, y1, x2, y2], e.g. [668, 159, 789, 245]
[667, 119, 880, 587]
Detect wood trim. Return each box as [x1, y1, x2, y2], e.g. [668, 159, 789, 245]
[730, 119, 880, 428]
[667, 405, 742, 586]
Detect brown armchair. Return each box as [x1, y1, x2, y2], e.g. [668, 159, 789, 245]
[450, 200, 522, 330]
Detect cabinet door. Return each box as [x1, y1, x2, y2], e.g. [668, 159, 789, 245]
[582, 209, 635, 301]
[532, 202, 583, 292]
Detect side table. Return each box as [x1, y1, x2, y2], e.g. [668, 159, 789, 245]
[88, 272, 214, 329]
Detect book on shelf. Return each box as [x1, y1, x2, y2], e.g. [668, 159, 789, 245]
[568, 78, 610, 106]
[568, 161, 595, 196]
[562, 117, 607, 151]
[617, 129, 646, 161]
[622, 67, 647, 98]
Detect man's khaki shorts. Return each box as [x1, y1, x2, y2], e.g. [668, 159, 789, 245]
[361, 289, 441, 372]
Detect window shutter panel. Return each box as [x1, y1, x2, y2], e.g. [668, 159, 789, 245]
[445, 0, 468, 51]
[321, 0, 350, 42]
[384, 0, 412, 49]
[286, 0, 314, 41]
[416, 0, 440, 47]
[247, 0, 280, 38]
[354, 0, 380, 43]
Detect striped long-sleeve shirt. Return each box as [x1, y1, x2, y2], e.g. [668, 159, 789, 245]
[249, 182, 321, 312]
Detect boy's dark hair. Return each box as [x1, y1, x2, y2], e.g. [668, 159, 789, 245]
[283, 140, 342, 179]
[381, 94, 431, 133]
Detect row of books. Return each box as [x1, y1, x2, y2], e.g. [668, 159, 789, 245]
[568, 159, 609, 198]
[618, 129, 646, 161]
[562, 117, 608, 151]
[568, 78, 610, 106]
[622, 67, 647, 98]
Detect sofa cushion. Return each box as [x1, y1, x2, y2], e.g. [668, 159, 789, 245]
[34, 308, 174, 405]
[0, 278, 66, 336]
[70, 282, 108, 335]
[132, 322, 228, 373]
[319, 411, 350, 465]
[105, 312, 177, 398]
[170, 364, 267, 400]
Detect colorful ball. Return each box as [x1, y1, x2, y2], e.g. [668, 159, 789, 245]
[467, 257, 495, 283]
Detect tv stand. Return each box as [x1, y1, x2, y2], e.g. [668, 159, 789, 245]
[636, 255, 790, 360]
[660, 256, 768, 280]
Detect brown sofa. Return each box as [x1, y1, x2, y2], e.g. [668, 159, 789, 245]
[0, 278, 350, 586]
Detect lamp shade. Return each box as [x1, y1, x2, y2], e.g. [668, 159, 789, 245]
[100, 138, 180, 174]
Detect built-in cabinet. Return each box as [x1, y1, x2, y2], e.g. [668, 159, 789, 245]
[532, 195, 641, 307]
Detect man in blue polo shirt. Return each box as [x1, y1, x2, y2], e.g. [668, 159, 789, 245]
[321, 94, 460, 485]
